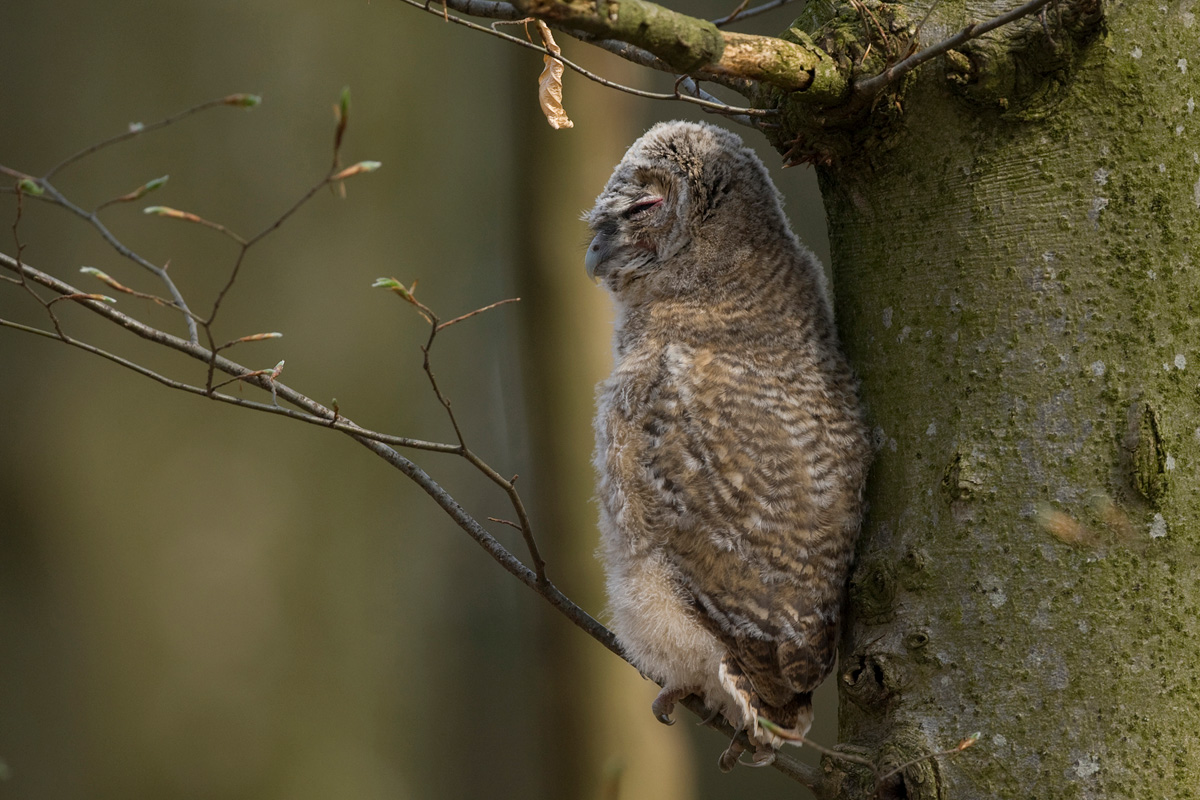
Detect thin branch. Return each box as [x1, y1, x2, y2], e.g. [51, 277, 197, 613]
[448, 0, 523, 20]
[854, 0, 1058, 97]
[0, 246, 607, 642]
[410, 0, 777, 117]
[0, 253, 462, 454]
[876, 734, 978, 784]
[565, 34, 758, 126]
[421, 333, 470, 447]
[563, 30, 760, 124]
[436, 297, 521, 331]
[202, 166, 365, 387]
[246, 171, 342, 249]
[32, 181, 200, 342]
[0, 165, 37, 182]
[711, 0, 797, 27]
[408, 293, 547, 580]
[797, 732, 876, 770]
[43, 94, 260, 179]
[210, 360, 285, 393]
[0, 318, 60, 340]
[8, 184, 70, 339]
[713, 0, 751, 27]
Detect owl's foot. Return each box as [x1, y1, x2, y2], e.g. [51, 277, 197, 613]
[748, 745, 776, 768]
[717, 736, 746, 773]
[651, 687, 691, 725]
[717, 734, 775, 771]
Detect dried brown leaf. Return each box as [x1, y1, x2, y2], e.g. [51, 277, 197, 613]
[535, 21, 574, 130]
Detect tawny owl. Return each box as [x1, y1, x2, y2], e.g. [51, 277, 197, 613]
[586, 121, 870, 770]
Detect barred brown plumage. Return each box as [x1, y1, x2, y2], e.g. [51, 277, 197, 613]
[586, 121, 871, 770]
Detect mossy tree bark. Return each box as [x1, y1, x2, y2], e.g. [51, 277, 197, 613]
[815, 3, 1200, 798]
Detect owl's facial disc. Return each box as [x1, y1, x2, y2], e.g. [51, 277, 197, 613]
[585, 193, 666, 281]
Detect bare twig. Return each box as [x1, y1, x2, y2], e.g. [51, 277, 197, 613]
[436, 296, 521, 331]
[854, 0, 1059, 97]
[796, 732, 876, 770]
[211, 359, 285, 393]
[377, 282, 547, 581]
[204, 174, 324, 326]
[714, 0, 751, 27]
[14, 179, 200, 342]
[43, 93, 261, 179]
[711, 0, 797, 27]
[876, 734, 979, 785]
[8, 183, 71, 338]
[4, 94, 281, 347]
[202, 153, 377, 389]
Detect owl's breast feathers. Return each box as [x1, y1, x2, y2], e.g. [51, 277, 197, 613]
[597, 315, 868, 721]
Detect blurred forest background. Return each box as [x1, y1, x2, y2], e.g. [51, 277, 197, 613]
[0, 1, 835, 798]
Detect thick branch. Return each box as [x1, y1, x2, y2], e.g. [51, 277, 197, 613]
[498, 0, 835, 94]
[513, 0, 723, 72]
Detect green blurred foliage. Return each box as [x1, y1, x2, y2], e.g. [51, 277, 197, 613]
[0, 1, 833, 798]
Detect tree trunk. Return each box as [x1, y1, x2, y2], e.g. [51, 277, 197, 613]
[817, 3, 1200, 797]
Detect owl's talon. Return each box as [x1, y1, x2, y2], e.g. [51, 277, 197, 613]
[696, 707, 721, 726]
[749, 746, 776, 768]
[718, 737, 747, 773]
[651, 687, 689, 726]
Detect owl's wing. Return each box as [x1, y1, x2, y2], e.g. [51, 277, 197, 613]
[633, 342, 855, 705]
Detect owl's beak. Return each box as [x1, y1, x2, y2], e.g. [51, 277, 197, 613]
[585, 231, 612, 282]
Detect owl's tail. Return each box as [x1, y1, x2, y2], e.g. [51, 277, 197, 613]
[756, 692, 815, 746]
[716, 696, 814, 772]
[716, 656, 816, 770]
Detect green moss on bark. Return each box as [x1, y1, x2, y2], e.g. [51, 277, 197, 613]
[820, 3, 1200, 797]
[516, 0, 724, 72]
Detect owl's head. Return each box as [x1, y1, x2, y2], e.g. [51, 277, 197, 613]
[583, 120, 790, 295]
